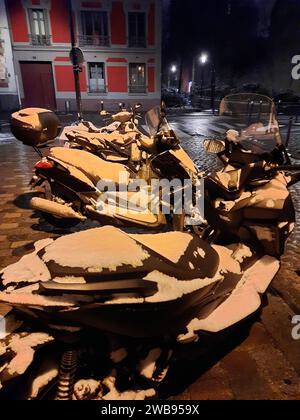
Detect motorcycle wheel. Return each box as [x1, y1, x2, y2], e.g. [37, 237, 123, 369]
[41, 182, 81, 229]
[41, 212, 81, 229]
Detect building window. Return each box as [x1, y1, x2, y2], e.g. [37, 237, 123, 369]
[0, 39, 8, 87]
[129, 64, 146, 93]
[128, 12, 146, 48]
[80, 11, 109, 46]
[28, 9, 51, 46]
[88, 63, 106, 93]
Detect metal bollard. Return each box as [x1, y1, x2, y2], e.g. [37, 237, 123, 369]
[65, 100, 71, 114]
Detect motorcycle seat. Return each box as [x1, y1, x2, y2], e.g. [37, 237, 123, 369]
[67, 130, 137, 146]
[243, 174, 290, 220]
[213, 174, 290, 220]
[49, 147, 131, 185]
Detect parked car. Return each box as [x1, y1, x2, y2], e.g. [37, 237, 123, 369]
[161, 88, 186, 107]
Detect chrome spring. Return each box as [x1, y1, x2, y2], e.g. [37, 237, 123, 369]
[55, 350, 78, 400]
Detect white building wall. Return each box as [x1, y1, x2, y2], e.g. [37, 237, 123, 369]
[0, 0, 19, 110]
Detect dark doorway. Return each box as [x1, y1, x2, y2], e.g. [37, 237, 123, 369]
[20, 62, 56, 109]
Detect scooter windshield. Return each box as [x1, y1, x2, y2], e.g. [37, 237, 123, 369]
[219, 93, 282, 153]
[145, 106, 170, 137]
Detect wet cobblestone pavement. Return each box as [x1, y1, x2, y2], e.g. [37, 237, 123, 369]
[0, 112, 299, 400]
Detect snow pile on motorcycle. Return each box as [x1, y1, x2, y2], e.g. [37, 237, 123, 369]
[11, 108, 60, 147]
[0, 225, 281, 400]
[0, 226, 280, 338]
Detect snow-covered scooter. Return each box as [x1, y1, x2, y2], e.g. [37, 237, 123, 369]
[59, 103, 151, 171]
[12, 106, 198, 229]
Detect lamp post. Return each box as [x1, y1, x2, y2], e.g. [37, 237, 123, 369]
[168, 64, 177, 89]
[67, 0, 83, 121]
[192, 53, 216, 112]
[192, 53, 208, 92]
[199, 53, 208, 99]
[210, 65, 216, 115]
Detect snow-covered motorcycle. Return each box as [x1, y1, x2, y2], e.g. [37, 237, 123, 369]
[12, 105, 198, 230]
[1, 95, 300, 399]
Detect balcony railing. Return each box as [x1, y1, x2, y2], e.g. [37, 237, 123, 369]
[129, 84, 146, 94]
[79, 35, 110, 47]
[128, 36, 146, 48]
[29, 34, 51, 46]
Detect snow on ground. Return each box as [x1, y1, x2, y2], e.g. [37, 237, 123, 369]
[0, 133, 14, 142]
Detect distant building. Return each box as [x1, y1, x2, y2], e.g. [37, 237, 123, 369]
[0, 0, 19, 111]
[5, 0, 161, 111]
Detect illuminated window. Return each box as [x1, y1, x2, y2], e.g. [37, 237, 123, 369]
[129, 63, 146, 93]
[88, 63, 106, 93]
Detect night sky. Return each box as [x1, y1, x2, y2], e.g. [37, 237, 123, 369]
[163, 0, 300, 94]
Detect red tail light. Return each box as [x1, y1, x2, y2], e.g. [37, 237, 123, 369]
[35, 161, 54, 170]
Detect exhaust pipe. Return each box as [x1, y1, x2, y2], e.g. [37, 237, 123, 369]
[30, 197, 86, 221]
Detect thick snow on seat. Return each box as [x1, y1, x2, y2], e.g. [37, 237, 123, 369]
[49, 147, 130, 184]
[130, 232, 193, 264]
[248, 173, 289, 210]
[214, 174, 289, 214]
[42, 226, 150, 271]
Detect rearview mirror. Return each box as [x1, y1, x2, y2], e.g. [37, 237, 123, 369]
[203, 138, 226, 154]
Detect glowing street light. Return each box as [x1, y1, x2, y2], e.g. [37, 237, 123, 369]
[192, 52, 215, 112]
[168, 65, 178, 88]
[200, 53, 208, 65]
[192, 53, 209, 89]
[199, 53, 209, 98]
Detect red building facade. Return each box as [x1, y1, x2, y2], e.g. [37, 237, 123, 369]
[6, 0, 161, 111]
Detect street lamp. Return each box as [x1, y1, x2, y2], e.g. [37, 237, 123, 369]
[67, 0, 83, 121]
[200, 53, 208, 65]
[192, 53, 208, 92]
[191, 52, 216, 113]
[199, 53, 208, 99]
[168, 65, 177, 88]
